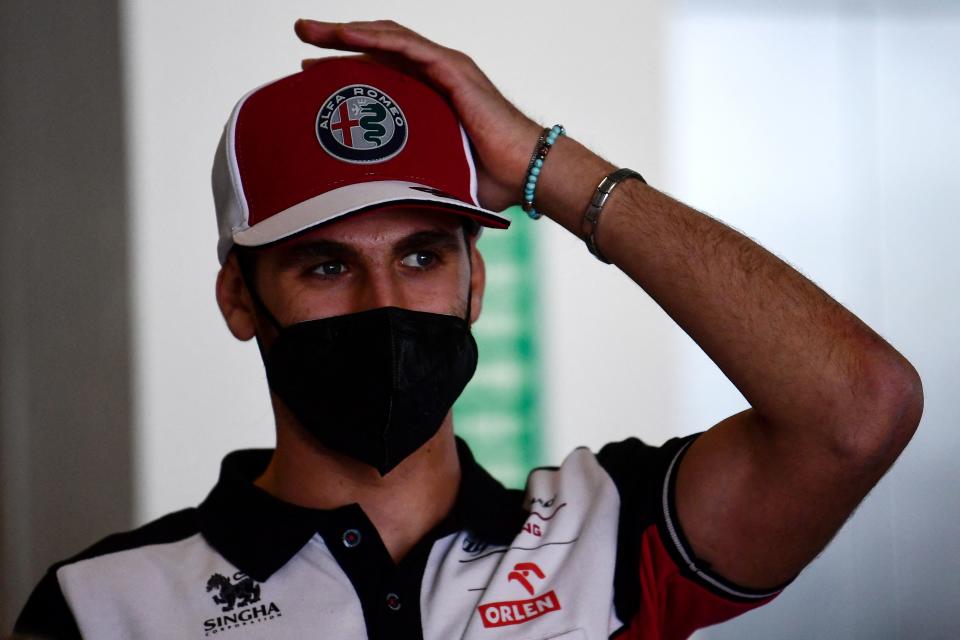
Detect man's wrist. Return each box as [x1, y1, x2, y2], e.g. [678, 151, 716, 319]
[580, 169, 648, 263]
[533, 136, 616, 237]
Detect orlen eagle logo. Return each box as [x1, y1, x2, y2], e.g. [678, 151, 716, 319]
[478, 562, 561, 628]
[203, 572, 282, 636]
[316, 84, 408, 164]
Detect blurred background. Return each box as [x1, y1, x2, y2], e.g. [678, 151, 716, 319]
[1, 0, 957, 636]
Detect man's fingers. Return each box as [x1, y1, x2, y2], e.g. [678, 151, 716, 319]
[296, 19, 408, 40]
[295, 20, 392, 48]
[296, 19, 439, 66]
[294, 20, 360, 53]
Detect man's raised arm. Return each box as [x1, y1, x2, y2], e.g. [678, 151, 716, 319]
[296, 18, 923, 590]
[534, 138, 923, 588]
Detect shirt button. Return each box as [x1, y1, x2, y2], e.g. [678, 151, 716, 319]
[385, 592, 401, 611]
[342, 528, 362, 548]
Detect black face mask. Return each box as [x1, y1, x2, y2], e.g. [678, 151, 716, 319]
[264, 306, 477, 475]
[239, 235, 478, 476]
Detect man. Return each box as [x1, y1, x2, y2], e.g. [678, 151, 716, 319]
[14, 19, 922, 640]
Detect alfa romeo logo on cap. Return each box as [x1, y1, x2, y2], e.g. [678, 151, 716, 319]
[316, 84, 408, 163]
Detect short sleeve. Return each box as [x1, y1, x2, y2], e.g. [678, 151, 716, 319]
[13, 566, 82, 639]
[597, 434, 786, 640]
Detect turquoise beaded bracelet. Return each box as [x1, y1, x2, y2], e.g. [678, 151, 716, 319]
[521, 124, 565, 219]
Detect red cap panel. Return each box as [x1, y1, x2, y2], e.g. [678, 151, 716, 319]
[232, 59, 476, 227]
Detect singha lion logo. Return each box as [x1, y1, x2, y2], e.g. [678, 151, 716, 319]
[206, 572, 261, 612]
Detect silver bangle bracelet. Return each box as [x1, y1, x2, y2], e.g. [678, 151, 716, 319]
[581, 168, 646, 264]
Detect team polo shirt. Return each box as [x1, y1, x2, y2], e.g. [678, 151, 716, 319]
[15, 435, 785, 639]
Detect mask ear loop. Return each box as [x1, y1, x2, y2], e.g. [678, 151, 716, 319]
[464, 225, 474, 327]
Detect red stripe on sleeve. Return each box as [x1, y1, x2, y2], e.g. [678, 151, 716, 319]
[618, 525, 778, 640]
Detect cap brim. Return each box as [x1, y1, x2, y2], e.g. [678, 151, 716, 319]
[232, 180, 510, 250]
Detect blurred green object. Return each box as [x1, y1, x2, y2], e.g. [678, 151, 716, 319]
[454, 205, 542, 488]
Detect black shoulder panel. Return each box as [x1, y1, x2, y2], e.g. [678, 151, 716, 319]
[595, 434, 701, 627]
[12, 568, 82, 640]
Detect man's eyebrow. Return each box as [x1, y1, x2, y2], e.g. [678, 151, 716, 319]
[278, 239, 361, 267]
[393, 229, 465, 255]
[275, 228, 465, 268]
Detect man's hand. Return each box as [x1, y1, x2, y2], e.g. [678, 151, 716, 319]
[295, 19, 541, 212]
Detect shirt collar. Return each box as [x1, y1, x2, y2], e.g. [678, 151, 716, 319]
[197, 437, 528, 582]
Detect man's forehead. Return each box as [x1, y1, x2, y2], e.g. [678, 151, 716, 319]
[272, 206, 467, 252]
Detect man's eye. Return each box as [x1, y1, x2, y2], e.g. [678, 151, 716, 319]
[313, 261, 346, 276]
[401, 251, 436, 269]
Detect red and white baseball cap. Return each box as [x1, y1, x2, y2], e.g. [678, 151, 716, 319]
[212, 57, 511, 264]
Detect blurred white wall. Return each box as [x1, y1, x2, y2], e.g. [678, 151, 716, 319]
[664, 4, 960, 638]
[122, 0, 958, 638]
